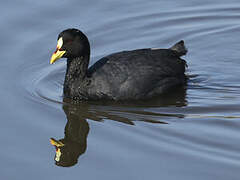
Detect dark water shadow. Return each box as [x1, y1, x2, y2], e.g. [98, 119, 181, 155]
[50, 86, 187, 167]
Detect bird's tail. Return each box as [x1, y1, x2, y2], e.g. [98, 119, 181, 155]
[170, 40, 187, 56]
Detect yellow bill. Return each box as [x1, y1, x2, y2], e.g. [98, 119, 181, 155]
[50, 37, 66, 64]
[50, 138, 65, 147]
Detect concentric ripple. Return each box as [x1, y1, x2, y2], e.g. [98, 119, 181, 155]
[20, 60, 65, 105]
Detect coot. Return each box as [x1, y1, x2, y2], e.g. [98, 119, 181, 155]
[50, 28, 187, 101]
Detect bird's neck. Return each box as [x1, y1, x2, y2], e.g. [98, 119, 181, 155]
[64, 55, 89, 96]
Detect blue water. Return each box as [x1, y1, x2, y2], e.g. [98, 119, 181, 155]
[1, 0, 240, 179]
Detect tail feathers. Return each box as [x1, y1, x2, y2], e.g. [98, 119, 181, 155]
[170, 40, 187, 56]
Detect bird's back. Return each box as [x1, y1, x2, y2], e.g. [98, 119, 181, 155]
[86, 42, 187, 100]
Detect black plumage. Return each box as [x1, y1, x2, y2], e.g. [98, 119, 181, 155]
[50, 28, 188, 101]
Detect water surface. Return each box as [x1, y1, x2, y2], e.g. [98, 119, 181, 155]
[1, 0, 240, 179]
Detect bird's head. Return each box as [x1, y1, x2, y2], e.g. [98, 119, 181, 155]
[50, 28, 90, 64]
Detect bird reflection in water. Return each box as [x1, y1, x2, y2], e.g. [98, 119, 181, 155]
[50, 87, 187, 167]
[50, 102, 89, 167]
